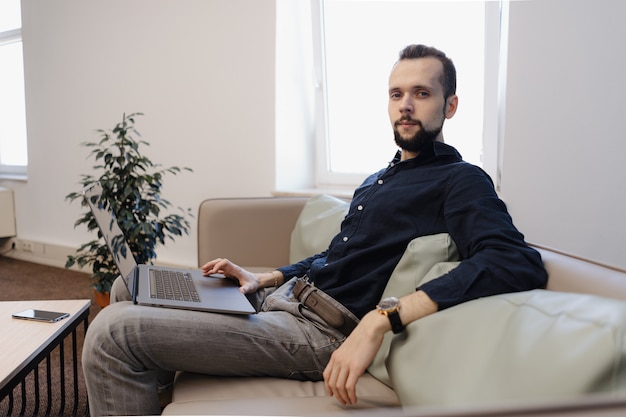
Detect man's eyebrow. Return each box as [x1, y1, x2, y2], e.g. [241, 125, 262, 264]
[388, 84, 434, 93]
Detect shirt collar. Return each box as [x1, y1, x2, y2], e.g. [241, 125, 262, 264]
[389, 141, 463, 166]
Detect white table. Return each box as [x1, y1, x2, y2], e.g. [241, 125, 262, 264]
[0, 299, 90, 416]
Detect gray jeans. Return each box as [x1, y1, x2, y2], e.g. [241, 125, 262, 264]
[83, 276, 353, 416]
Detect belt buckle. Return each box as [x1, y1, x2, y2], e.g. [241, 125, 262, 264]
[293, 275, 312, 301]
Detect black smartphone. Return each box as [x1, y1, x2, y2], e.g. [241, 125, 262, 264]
[12, 309, 70, 323]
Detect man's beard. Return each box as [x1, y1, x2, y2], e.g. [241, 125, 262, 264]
[393, 116, 443, 153]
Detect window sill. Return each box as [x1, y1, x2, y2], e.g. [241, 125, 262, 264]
[272, 187, 354, 199]
[0, 173, 27, 181]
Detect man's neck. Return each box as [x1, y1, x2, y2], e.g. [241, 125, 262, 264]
[400, 138, 444, 161]
[400, 150, 419, 161]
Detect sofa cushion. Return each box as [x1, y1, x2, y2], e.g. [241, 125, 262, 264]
[367, 233, 461, 386]
[162, 396, 400, 416]
[387, 289, 626, 407]
[289, 194, 349, 264]
[163, 372, 399, 415]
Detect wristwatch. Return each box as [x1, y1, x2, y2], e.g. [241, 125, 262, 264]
[376, 297, 405, 334]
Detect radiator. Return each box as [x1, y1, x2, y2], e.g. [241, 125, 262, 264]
[0, 187, 17, 238]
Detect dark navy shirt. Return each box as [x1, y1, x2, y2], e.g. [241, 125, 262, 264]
[278, 141, 547, 319]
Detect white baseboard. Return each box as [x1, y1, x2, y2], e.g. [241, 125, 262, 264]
[0, 237, 189, 271]
[0, 237, 78, 270]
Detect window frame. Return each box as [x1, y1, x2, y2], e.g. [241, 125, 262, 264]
[309, 0, 506, 189]
[0, 24, 28, 179]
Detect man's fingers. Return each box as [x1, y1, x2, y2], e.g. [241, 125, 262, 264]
[323, 359, 336, 397]
[201, 258, 228, 275]
[323, 359, 358, 405]
[345, 374, 358, 405]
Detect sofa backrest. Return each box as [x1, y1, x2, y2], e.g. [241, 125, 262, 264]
[197, 197, 626, 301]
[197, 197, 308, 270]
[535, 245, 626, 301]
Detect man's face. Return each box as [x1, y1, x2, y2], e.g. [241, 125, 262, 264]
[388, 57, 457, 158]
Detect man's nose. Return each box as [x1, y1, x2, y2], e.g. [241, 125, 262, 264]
[400, 94, 414, 113]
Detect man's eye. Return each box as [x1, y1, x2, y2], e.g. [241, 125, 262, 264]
[390, 92, 401, 99]
[416, 91, 430, 98]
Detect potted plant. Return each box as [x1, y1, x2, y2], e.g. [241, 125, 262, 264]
[65, 112, 193, 306]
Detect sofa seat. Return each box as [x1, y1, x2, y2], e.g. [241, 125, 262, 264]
[162, 372, 399, 415]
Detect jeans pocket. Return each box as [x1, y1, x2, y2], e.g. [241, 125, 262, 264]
[261, 277, 299, 313]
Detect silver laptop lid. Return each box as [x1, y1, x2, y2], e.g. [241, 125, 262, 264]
[83, 182, 138, 281]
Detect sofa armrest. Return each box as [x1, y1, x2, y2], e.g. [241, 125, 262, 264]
[197, 197, 309, 269]
[533, 245, 626, 301]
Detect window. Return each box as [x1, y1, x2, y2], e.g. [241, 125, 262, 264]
[310, 0, 502, 187]
[0, 0, 28, 178]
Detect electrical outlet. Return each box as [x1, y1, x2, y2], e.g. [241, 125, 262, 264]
[19, 240, 34, 253]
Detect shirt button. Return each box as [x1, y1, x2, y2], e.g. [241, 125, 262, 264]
[357, 205, 363, 211]
[342, 236, 348, 242]
[377, 179, 383, 185]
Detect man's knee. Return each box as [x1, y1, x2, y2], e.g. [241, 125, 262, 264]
[110, 275, 131, 302]
[83, 302, 131, 367]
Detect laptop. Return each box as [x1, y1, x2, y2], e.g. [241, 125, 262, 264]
[83, 182, 256, 315]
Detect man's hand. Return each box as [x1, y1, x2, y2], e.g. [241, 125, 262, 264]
[323, 290, 438, 405]
[201, 258, 260, 294]
[323, 311, 388, 405]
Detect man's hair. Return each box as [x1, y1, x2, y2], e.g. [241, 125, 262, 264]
[398, 44, 457, 99]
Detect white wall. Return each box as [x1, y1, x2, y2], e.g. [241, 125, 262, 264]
[0, 0, 276, 269]
[500, 0, 626, 269]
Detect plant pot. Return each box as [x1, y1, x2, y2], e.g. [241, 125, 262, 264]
[94, 290, 111, 308]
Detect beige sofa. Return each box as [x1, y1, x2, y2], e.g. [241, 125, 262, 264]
[161, 196, 626, 416]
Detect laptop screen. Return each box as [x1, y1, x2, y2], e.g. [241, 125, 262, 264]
[83, 183, 138, 281]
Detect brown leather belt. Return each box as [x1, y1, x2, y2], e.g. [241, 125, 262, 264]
[293, 278, 358, 337]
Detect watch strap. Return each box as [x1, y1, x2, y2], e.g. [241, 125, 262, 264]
[387, 309, 405, 334]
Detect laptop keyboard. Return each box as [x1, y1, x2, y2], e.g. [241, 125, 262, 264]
[149, 269, 201, 303]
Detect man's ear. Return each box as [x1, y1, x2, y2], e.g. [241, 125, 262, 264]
[445, 95, 459, 119]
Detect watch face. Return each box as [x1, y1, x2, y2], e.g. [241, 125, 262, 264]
[378, 297, 399, 310]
